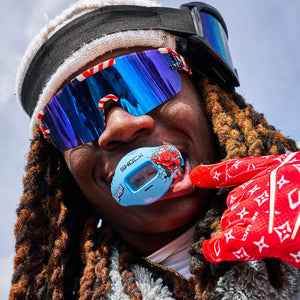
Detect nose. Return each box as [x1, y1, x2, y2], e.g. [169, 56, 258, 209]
[98, 106, 155, 150]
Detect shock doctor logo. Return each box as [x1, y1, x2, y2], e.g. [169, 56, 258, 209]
[120, 152, 144, 172]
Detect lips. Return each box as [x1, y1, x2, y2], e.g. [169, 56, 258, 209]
[107, 144, 198, 205]
[159, 159, 197, 201]
[172, 165, 185, 182]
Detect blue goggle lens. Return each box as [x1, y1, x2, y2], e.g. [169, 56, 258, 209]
[39, 49, 186, 151]
[200, 11, 233, 69]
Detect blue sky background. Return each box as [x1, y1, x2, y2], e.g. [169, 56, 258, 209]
[1, 0, 300, 298]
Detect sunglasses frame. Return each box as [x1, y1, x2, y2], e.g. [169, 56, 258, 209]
[37, 48, 191, 151]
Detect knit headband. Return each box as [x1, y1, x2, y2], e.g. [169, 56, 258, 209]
[17, 1, 198, 131]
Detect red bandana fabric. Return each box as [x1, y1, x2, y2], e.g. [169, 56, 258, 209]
[190, 152, 300, 268]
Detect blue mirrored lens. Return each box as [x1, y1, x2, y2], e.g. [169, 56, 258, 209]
[41, 49, 182, 151]
[200, 11, 233, 68]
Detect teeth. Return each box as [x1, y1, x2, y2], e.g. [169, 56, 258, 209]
[173, 166, 185, 181]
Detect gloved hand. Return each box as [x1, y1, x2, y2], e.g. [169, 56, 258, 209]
[190, 152, 300, 268]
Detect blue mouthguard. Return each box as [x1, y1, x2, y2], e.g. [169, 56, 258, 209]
[111, 145, 184, 206]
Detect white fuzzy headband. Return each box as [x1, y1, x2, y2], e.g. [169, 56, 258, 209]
[16, 0, 176, 131]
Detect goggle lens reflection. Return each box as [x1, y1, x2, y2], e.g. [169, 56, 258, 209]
[38, 48, 190, 151]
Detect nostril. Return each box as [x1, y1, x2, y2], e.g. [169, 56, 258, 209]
[135, 127, 151, 136]
[105, 140, 121, 151]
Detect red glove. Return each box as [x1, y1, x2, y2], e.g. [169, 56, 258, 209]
[190, 152, 300, 268]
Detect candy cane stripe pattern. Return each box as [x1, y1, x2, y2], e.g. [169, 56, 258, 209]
[98, 94, 119, 126]
[76, 48, 192, 83]
[37, 111, 51, 140]
[190, 152, 300, 268]
[76, 58, 116, 82]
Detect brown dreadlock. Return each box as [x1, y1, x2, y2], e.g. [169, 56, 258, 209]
[9, 79, 298, 299]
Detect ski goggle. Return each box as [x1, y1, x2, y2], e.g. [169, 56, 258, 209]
[178, 2, 239, 87]
[37, 48, 191, 152]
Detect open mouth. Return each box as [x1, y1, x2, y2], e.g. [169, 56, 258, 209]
[172, 165, 185, 183]
[108, 145, 199, 206]
[159, 159, 197, 200]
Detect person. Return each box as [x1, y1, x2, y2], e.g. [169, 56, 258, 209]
[10, 0, 300, 299]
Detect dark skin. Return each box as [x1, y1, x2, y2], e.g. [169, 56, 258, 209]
[63, 47, 217, 255]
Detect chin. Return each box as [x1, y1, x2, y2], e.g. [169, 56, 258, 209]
[141, 189, 209, 233]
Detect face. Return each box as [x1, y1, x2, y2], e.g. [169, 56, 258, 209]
[63, 47, 217, 252]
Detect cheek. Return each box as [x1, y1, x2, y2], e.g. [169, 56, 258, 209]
[63, 148, 118, 213]
[159, 98, 196, 128]
[64, 148, 93, 181]
[160, 75, 207, 123]
[162, 91, 211, 137]
[180, 102, 201, 126]
[63, 147, 107, 200]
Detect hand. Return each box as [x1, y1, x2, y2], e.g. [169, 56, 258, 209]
[190, 152, 300, 268]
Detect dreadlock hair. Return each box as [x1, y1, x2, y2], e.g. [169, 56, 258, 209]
[10, 78, 298, 299]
